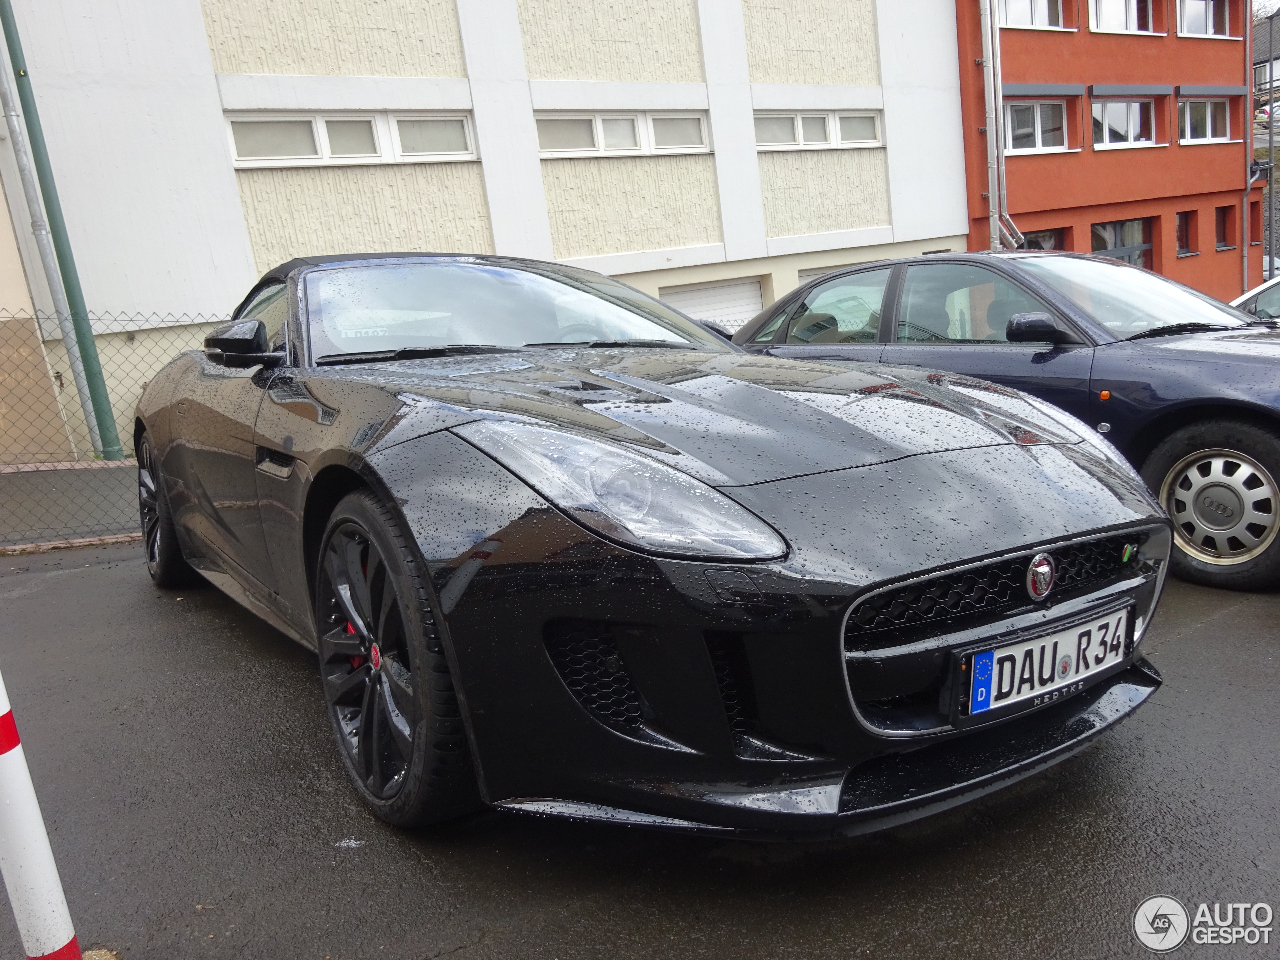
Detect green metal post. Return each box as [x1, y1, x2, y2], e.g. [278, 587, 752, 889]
[0, 0, 122, 459]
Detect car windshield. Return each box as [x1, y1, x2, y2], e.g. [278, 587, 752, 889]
[304, 259, 726, 359]
[1011, 255, 1251, 337]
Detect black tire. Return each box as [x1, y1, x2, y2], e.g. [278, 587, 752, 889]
[137, 433, 198, 588]
[315, 491, 480, 827]
[1141, 419, 1280, 591]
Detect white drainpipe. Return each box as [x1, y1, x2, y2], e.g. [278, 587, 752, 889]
[979, 0, 1023, 251]
[990, 3, 1024, 249]
[979, 0, 1002, 251]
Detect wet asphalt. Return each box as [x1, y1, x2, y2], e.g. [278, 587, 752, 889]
[0, 543, 1275, 960]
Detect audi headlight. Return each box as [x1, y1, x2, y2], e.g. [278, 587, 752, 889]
[454, 420, 788, 561]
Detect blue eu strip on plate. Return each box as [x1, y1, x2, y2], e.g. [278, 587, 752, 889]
[971, 650, 995, 714]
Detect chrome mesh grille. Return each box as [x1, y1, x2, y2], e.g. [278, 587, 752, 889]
[845, 534, 1137, 648]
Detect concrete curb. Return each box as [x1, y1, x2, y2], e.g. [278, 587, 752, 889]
[0, 534, 142, 557]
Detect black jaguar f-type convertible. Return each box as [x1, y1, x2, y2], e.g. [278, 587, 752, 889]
[134, 254, 1171, 838]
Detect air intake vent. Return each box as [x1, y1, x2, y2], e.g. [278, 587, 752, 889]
[545, 621, 643, 729]
[705, 632, 760, 736]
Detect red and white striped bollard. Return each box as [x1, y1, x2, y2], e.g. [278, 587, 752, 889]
[0, 669, 79, 960]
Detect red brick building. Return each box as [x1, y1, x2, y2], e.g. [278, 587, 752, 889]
[957, 0, 1262, 300]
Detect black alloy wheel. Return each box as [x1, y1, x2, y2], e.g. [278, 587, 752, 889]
[137, 433, 196, 587]
[315, 491, 478, 826]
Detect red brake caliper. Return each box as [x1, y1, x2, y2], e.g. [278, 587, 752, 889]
[346, 621, 365, 669]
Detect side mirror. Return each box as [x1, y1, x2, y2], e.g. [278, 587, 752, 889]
[1006, 312, 1074, 344]
[204, 319, 284, 368]
[700, 321, 734, 341]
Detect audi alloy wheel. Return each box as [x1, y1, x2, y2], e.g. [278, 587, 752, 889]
[1142, 420, 1280, 590]
[1160, 448, 1280, 566]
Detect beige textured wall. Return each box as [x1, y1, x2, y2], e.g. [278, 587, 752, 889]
[236, 164, 494, 274]
[38, 324, 221, 460]
[742, 0, 881, 85]
[542, 154, 722, 259]
[516, 0, 704, 82]
[759, 149, 890, 238]
[0, 178, 75, 463]
[200, 0, 467, 77]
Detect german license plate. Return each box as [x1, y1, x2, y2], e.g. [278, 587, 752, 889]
[968, 607, 1130, 716]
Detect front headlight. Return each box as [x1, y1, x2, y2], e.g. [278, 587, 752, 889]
[454, 420, 788, 561]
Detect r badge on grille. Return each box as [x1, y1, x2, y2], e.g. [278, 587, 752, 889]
[1026, 553, 1056, 601]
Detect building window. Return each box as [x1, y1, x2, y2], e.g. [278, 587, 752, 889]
[227, 113, 475, 167]
[753, 112, 882, 151]
[1180, 0, 1229, 36]
[1022, 228, 1066, 250]
[1005, 102, 1067, 152]
[1215, 205, 1236, 249]
[1000, 0, 1063, 27]
[1251, 200, 1263, 244]
[1176, 211, 1198, 255]
[1092, 218, 1152, 268]
[1093, 0, 1153, 32]
[1178, 100, 1230, 142]
[535, 113, 708, 158]
[1092, 100, 1155, 147]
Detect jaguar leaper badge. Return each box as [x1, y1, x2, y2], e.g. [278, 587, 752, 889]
[1026, 553, 1056, 601]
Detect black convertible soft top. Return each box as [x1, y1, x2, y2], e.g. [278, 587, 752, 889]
[235, 252, 606, 321]
[235, 253, 478, 320]
[257, 252, 457, 285]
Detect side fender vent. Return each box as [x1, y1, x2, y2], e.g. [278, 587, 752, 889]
[705, 632, 815, 761]
[705, 631, 761, 737]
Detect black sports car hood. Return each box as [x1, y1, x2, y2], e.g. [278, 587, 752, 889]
[343, 348, 1088, 486]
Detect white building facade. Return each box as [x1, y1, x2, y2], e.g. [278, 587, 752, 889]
[1, 0, 969, 335]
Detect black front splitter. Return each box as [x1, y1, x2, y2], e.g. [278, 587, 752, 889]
[496, 660, 1162, 841]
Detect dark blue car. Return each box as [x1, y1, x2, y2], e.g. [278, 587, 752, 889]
[732, 252, 1280, 591]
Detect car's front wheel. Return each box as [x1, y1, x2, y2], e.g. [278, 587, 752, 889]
[137, 433, 197, 588]
[1141, 420, 1280, 591]
[315, 491, 479, 826]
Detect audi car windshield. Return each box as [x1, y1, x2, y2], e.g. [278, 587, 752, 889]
[1012, 254, 1252, 339]
[304, 259, 727, 360]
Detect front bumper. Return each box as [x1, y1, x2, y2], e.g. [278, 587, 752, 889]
[372, 432, 1170, 838]
[499, 659, 1160, 839]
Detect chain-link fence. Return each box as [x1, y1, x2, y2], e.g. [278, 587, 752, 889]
[0, 310, 225, 550]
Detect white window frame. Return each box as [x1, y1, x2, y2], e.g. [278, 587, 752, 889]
[1177, 0, 1236, 38]
[753, 111, 883, 152]
[1178, 99, 1232, 143]
[389, 114, 478, 162]
[1089, 0, 1162, 35]
[227, 112, 477, 168]
[534, 112, 711, 159]
[1004, 101, 1070, 154]
[998, 0, 1069, 30]
[1091, 99, 1159, 149]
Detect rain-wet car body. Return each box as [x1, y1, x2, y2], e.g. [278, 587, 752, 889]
[734, 252, 1280, 590]
[135, 254, 1171, 838]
